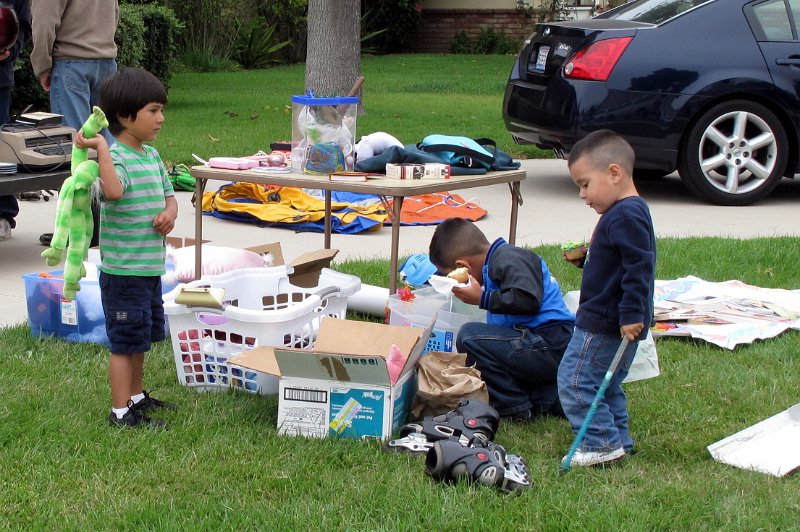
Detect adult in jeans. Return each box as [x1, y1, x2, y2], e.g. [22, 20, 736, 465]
[30, 0, 119, 246]
[0, 0, 32, 241]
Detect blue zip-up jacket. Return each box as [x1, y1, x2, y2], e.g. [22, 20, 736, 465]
[576, 196, 656, 341]
[479, 238, 574, 331]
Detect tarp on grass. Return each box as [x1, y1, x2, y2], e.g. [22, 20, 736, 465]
[201, 183, 487, 234]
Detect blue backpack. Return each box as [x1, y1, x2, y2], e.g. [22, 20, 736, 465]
[417, 135, 497, 170]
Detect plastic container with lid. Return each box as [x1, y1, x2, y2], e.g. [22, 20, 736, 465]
[291, 94, 358, 175]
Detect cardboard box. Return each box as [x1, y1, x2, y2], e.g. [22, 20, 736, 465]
[230, 316, 435, 439]
[165, 236, 338, 288]
[386, 163, 451, 180]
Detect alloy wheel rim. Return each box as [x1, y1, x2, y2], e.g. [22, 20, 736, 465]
[697, 110, 778, 195]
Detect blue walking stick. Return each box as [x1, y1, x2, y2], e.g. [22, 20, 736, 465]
[560, 337, 630, 475]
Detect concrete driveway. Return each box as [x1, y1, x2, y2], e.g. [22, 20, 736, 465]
[3, 158, 800, 328]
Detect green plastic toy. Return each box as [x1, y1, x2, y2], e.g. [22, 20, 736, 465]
[41, 106, 109, 300]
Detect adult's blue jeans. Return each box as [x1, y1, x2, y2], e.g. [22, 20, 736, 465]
[50, 59, 117, 143]
[0, 86, 18, 226]
[557, 327, 638, 453]
[456, 321, 568, 418]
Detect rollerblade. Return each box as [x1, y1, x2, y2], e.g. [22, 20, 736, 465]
[385, 399, 500, 454]
[425, 438, 532, 492]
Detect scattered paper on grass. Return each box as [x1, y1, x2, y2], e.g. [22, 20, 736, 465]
[653, 276, 800, 349]
[707, 403, 800, 477]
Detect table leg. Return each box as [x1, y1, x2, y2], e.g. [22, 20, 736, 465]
[194, 178, 206, 280]
[324, 190, 332, 249]
[389, 196, 404, 294]
[508, 180, 523, 245]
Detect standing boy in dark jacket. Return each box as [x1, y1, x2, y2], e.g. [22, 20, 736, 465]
[557, 129, 656, 467]
[429, 217, 575, 422]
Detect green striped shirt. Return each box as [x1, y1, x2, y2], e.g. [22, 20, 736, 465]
[99, 142, 175, 276]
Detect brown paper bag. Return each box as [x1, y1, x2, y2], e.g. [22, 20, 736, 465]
[410, 351, 489, 419]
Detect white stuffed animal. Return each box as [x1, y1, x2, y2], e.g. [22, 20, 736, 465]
[355, 132, 404, 161]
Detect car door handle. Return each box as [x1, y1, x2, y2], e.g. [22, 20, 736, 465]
[775, 57, 800, 65]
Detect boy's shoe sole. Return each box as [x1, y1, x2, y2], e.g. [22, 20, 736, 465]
[562, 447, 626, 468]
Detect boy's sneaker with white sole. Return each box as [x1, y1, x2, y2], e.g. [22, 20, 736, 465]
[562, 447, 625, 467]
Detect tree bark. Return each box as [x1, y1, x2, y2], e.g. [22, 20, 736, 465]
[305, 0, 361, 97]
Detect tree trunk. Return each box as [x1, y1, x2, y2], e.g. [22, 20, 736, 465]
[305, 0, 361, 97]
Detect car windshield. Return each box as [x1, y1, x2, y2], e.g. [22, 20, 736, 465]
[599, 0, 716, 24]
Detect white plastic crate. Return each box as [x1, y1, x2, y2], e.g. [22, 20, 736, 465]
[164, 266, 360, 394]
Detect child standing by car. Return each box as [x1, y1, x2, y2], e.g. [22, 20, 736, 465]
[75, 68, 177, 428]
[557, 129, 656, 467]
[429, 217, 575, 422]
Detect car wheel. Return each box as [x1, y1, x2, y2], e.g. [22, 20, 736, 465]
[678, 100, 788, 206]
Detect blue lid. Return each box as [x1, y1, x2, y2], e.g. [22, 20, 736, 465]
[399, 254, 439, 286]
[292, 95, 359, 106]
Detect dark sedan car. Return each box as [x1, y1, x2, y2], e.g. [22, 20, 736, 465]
[503, 0, 800, 205]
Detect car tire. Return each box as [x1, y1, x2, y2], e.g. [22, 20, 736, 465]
[678, 100, 788, 206]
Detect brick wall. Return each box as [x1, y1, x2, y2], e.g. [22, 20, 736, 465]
[404, 9, 536, 54]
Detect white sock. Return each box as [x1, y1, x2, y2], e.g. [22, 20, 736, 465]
[130, 392, 145, 405]
[112, 406, 129, 419]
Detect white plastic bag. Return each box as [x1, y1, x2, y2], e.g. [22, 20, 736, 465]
[564, 290, 660, 383]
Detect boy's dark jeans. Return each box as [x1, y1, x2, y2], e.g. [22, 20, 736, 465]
[456, 322, 567, 418]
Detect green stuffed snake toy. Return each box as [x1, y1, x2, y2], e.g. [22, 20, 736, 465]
[41, 107, 109, 301]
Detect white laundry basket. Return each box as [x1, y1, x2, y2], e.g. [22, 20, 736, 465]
[164, 266, 360, 394]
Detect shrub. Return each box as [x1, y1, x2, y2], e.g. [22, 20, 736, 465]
[255, 0, 308, 64]
[450, 28, 522, 55]
[11, 42, 48, 116]
[360, 0, 423, 54]
[120, 2, 183, 90]
[233, 21, 291, 70]
[116, 3, 146, 70]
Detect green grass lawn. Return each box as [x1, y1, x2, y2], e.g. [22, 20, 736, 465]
[2, 238, 799, 529]
[154, 54, 550, 167]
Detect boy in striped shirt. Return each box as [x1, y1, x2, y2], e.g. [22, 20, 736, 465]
[76, 68, 178, 428]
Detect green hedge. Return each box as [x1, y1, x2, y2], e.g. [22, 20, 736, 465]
[11, 3, 182, 116]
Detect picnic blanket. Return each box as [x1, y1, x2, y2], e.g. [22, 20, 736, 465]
[201, 183, 487, 233]
[653, 276, 800, 349]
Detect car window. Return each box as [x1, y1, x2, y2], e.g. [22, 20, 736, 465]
[750, 0, 795, 40]
[790, 0, 800, 24]
[600, 0, 715, 24]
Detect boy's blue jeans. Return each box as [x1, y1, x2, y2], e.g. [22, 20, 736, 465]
[456, 322, 566, 418]
[557, 327, 638, 453]
[50, 59, 117, 144]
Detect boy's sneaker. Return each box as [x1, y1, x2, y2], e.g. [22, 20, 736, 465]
[132, 390, 177, 414]
[562, 447, 626, 467]
[108, 405, 167, 429]
[0, 219, 11, 241]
